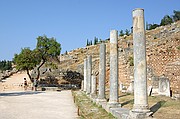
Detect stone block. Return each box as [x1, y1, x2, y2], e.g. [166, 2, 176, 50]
[158, 77, 170, 97]
[110, 108, 130, 119]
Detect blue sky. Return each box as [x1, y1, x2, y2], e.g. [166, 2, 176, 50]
[0, 0, 179, 60]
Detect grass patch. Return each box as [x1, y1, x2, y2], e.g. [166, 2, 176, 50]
[72, 91, 115, 119]
[176, 46, 180, 50]
[73, 91, 180, 119]
[118, 93, 180, 119]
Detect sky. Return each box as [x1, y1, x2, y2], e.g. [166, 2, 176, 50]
[0, 0, 179, 61]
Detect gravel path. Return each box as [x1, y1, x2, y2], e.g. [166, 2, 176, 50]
[0, 90, 78, 119]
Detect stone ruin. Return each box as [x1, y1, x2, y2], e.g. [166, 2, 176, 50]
[81, 8, 172, 119]
[30, 67, 83, 90]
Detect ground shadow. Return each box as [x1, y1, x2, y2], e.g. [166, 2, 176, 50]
[121, 99, 134, 107]
[0, 91, 43, 97]
[118, 93, 131, 98]
[150, 100, 166, 114]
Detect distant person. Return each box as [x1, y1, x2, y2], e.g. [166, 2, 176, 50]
[33, 79, 38, 91]
[24, 78, 28, 90]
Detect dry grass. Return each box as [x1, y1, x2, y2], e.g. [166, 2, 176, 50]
[118, 92, 180, 119]
[73, 91, 180, 119]
[72, 91, 115, 119]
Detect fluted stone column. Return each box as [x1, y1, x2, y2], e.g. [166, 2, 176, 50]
[97, 43, 106, 101]
[131, 8, 149, 116]
[83, 58, 87, 92]
[91, 74, 97, 96]
[108, 30, 120, 107]
[87, 55, 92, 94]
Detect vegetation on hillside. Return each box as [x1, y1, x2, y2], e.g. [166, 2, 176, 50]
[85, 10, 180, 46]
[0, 60, 12, 71]
[86, 37, 101, 46]
[146, 10, 180, 30]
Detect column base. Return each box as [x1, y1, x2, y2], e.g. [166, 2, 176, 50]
[130, 104, 152, 119]
[86, 92, 90, 95]
[129, 110, 153, 119]
[96, 98, 107, 102]
[107, 102, 121, 109]
[96, 98, 107, 105]
[132, 104, 150, 113]
[90, 93, 97, 98]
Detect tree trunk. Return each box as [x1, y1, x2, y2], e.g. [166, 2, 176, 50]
[26, 69, 33, 82]
[36, 60, 46, 80]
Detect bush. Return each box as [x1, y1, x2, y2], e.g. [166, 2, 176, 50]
[177, 46, 180, 50]
[128, 56, 134, 66]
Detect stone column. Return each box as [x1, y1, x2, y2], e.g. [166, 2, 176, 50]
[108, 30, 120, 107]
[131, 8, 149, 115]
[91, 74, 97, 96]
[87, 55, 92, 94]
[81, 80, 84, 91]
[97, 43, 106, 101]
[83, 58, 87, 92]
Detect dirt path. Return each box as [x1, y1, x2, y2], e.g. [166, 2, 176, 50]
[0, 90, 78, 119]
[0, 72, 31, 92]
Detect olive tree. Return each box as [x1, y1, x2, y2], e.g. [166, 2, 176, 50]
[13, 35, 61, 82]
[13, 48, 39, 82]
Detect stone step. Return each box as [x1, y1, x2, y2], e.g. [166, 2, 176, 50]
[110, 108, 130, 119]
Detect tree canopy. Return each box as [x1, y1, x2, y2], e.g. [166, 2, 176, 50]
[160, 15, 173, 26]
[13, 35, 61, 82]
[146, 10, 180, 30]
[13, 48, 39, 81]
[173, 10, 180, 22]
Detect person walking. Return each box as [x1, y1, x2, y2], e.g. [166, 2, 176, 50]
[24, 78, 28, 91]
[33, 78, 38, 91]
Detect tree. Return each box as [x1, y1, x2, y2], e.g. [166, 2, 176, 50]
[99, 39, 102, 43]
[13, 48, 38, 82]
[172, 10, 180, 22]
[119, 30, 124, 36]
[13, 35, 61, 82]
[94, 37, 98, 45]
[160, 15, 173, 26]
[147, 23, 159, 30]
[65, 51, 68, 55]
[86, 39, 89, 46]
[146, 22, 149, 30]
[125, 29, 130, 36]
[90, 40, 92, 45]
[0, 60, 12, 71]
[35, 35, 61, 80]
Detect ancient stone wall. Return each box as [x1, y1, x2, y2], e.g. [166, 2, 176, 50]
[58, 21, 180, 95]
[147, 34, 180, 95]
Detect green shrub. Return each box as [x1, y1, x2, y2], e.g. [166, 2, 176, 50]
[128, 56, 134, 66]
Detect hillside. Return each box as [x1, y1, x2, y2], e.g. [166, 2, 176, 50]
[58, 21, 180, 96]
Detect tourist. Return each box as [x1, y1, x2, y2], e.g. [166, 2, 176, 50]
[33, 78, 38, 91]
[24, 78, 28, 91]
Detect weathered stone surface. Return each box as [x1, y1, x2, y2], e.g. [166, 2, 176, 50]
[110, 108, 130, 119]
[127, 80, 134, 93]
[84, 58, 87, 92]
[131, 8, 149, 115]
[91, 75, 97, 96]
[81, 80, 84, 91]
[87, 55, 92, 94]
[108, 30, 120, 107]
[98, 43, 106, 100]
[158, 76, 170, 97]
